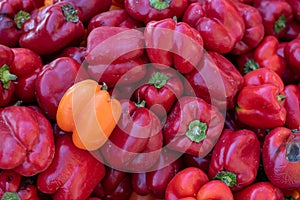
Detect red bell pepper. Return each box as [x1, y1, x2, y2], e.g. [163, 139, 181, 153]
[208, 129, 260, 191]
[37, 134, 106, 200]
[184, 51, 244, 109]
[10, 47, 43, 103]
[165, 167, 234, 200]
[163, 96, 224, 157]
[53, 0, 111, 24]
[92, 166, 133, 200]
[254, 0, 293, 38]
[0, 44, 16, 107]
[183, 0, 245, 54]
[285, 0, 300, 22]
[183, 153, 212, 174]
[230, 2, 264, 55]
[284, 84, 300, 129]
[87, 9, 144, 34]
[262, 127, 300, 189]
[19, 2, 85, 55]
[253, 35, 286, 77]
[100, 99, 163, 172]
[0, 106, 55, 176]
[133, 66, 184, 118]
[0, 0, 37, 47]
[236, 68, 286, 129]
[124, 0, 188, 23]
[282, 21, 300, 41]
[35, 57, 89, 120]
[144, 18, 204, 74]
[56, 46, 86, 64]
[234, 182, 284, 200]
[284, 38, 300, 74]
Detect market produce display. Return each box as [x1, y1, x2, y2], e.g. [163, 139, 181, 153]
[0, 0, 300, 199]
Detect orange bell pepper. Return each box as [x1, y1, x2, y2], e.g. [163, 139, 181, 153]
[56, 79, 122, 151]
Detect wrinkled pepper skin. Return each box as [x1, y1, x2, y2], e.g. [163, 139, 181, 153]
[0, 106, 55, 176]
[262, 127, 300, 189]
[236, 68, 287, 129]
[234, 182, 284, 200]
[125, 0, 188, 23]
[100, 99, 163, 172]
[163, 96, 224, 157]
[0, 44, 16, 107]
[19, 2, 85, 55]
[10, 48, 43, 103]
[185, 51, 244, 109]
[35, 57, 89, 120]
[208, 129, 261, 191]
[254, 0, 293, 38]
[54, 0, 111, 24]
[144, 18, 203, 74]
[230, 2, 264, 55]
[87, 9, 144, 33]
[284, 38, 300, 73]
[284, 84, 300, 129]
[183, 0, 245, 54]
[92, 166, 133, 200]
[0, 0, 37, 47]
[165, 167, 234, 200]
[37, 134, 106, 200]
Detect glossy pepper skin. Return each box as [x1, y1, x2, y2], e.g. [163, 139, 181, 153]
[0, 0, 37, 47]
[183, 0, 245, 54]
[284, 38, 300, 74]
[125, 0, 188, 23]
[234, 182, 284, 200]
[0, 106, 55, 176]
[262, 127, 300, 189]
[230, 2, 264, 55]
[185, 51, 244, 109]
[10, 48, 43, 103]
[100, 99, 163, 172]
[165, 167, 234, 200]
[54, 0, 111, 24]
[0, 45, 16, 107]
[19, 2, 85, 55]
[254, 0, 293, 38]
[236, 68, 286, 129]
[144, 18, 203, 74]
[35, 57, 89, 120]
[284, 84, 300, 129]
[37, 134, 106, 200]
[163, 96, 224, 157]
[208, 129, 260, 191]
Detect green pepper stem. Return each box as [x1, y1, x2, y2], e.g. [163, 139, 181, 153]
[284, 197, 296, 200]
[1, 192, 20, 200]
[243, 59, 259, 74]
[62, 4, 79, 23]
[214, 171, 237, 188]
[185, 120, 207, 143]
[277, 94, 286, 102]
[149, 0, 171, 10]
[14, 10, 30, 29]
[148, 72, 169, 89]
[0, 64, 17, 89]
[135, 100, 146, 108]
[274, 14, 287, 34]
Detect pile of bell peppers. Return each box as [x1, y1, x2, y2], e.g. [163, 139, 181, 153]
[0, 0, 300, 199]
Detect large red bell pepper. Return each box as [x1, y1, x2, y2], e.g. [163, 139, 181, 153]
[163, 96, 224, 157]
[284, 84, 300, 129]
[262, 127, 300, 189]
[144, 17, 204, 74]
[183, 0, 245, 54]
[208, 129, 260, 191]
[0, 106, 55, 176]
[19, 2, 85, 55]
[37, 134, 106, 200]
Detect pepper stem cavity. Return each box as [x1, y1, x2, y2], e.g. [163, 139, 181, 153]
[14, 10, 30, 29]
[149, 0, 171, 10]
[148, 72, 169, 89]
[214, 171, 237, 188]
[185, 120, 207, 143]
[244, 59, 259, 74]
[62, 4, 79, 23]
[0, 64, 17, 89]
[274, 14, 287, 34]
[1, 192, 20, 200]
[286, 142, 300, 162]
[100, 82, 108, 91]
[277, 94, 286, 102]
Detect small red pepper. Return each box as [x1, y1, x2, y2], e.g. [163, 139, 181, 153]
[19, 2, 85, 55]
[183, 0, 245, 54]
[262, 127, 300, 189]
[0, 106, 55, 176]
[284, 38, 300, 74]
[124, 0, 188, 23]
[284, 84, 300, 129]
